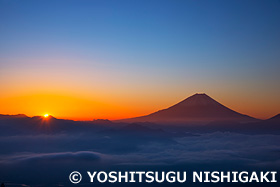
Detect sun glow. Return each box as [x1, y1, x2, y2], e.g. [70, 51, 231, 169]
[44, 114, 49, 118]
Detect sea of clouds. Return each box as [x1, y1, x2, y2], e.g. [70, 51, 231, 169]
[1, 128, 280, 186]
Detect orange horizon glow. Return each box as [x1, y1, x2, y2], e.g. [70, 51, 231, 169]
[1, 58, 279, 121]
[0, 92, 153, 121]
[0, 91, 279, 121]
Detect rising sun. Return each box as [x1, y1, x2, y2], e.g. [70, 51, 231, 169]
[44, 114, 49, 118]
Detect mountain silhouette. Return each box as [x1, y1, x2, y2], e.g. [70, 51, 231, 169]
[119, 93, 256, 124]
[267, 113, 280, 121]
[0, 114, 28, 119]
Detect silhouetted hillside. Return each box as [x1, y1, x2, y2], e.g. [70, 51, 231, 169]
[118, 93, 257, 124]
[267, 113, 280, 122]
[0, 114, 107, 136]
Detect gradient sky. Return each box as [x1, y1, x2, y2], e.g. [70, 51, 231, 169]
[0, 0, 280, 120]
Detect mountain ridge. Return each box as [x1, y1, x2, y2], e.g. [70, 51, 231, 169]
[118, 93, 257, 124]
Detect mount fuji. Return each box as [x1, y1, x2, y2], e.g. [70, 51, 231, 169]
[119, 93, 256, 124]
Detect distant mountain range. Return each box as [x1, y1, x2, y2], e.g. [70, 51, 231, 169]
[118, 93, 259, 124]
